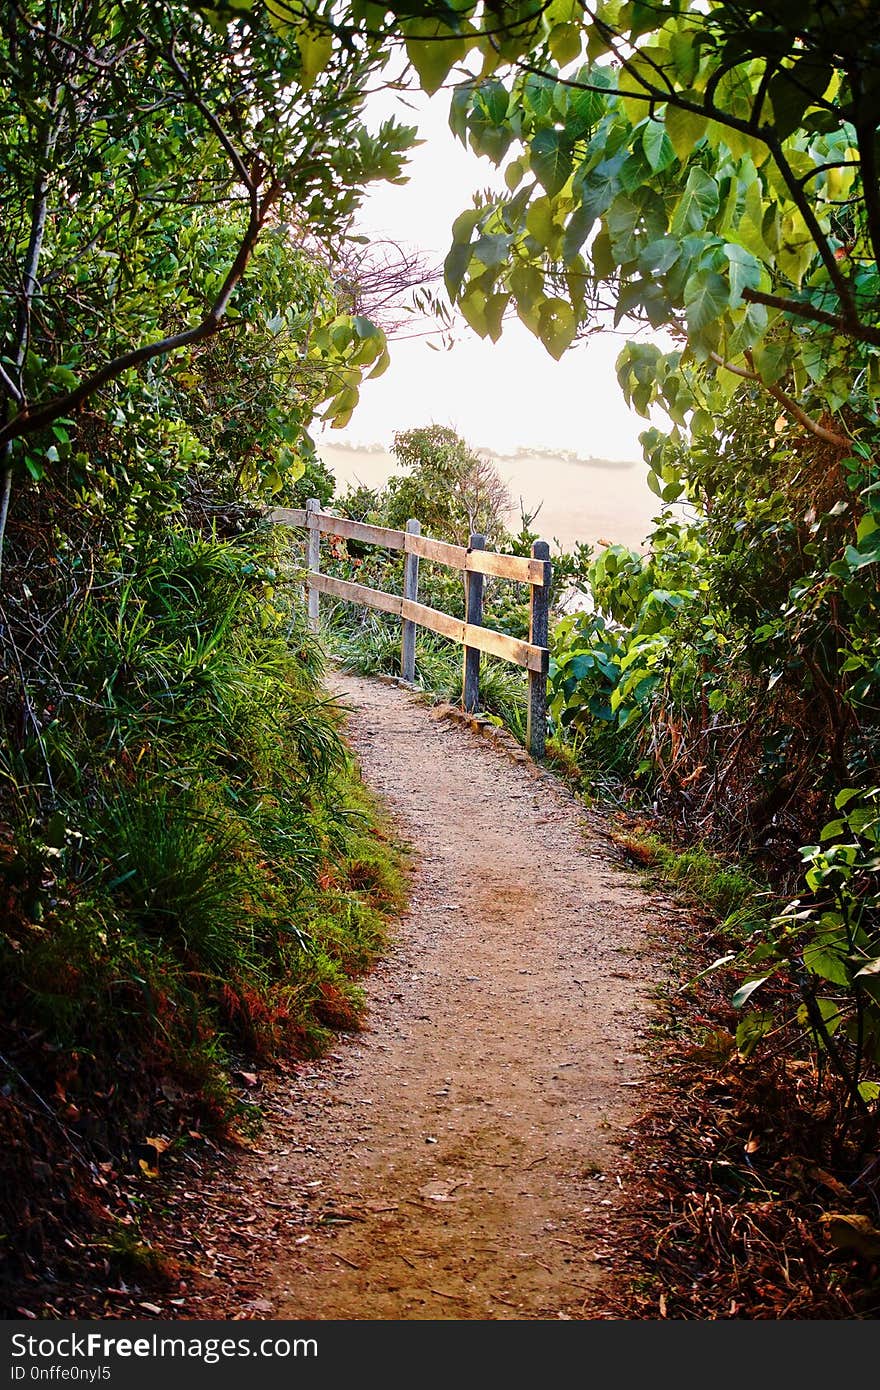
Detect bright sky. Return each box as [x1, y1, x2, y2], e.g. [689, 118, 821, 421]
[318, 85, 659, 462]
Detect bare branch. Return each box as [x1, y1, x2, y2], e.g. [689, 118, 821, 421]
[156, 33, 256, 202]
[0, 363, 23, 404]
[709, 350, 850, 448]
[760, 136, 861, 323]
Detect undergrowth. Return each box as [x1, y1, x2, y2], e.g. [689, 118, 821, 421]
[327, 605, 528, 739]
[0, 499, 406, 1313]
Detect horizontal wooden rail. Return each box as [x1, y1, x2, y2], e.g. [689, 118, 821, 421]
[307, 571, 403, 619]
[403, 532, 545, 585]
[308, 572, 547, 673]
[270, 500, 553, 755]
[270, 506, 307, 528]
[317, 513, 407, 549]
[271, 506, 544, 584]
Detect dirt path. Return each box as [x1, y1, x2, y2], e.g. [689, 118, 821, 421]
[189, 673, 667, 1320]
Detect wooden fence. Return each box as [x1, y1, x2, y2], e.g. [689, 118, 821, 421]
[271, 499, 553, 757]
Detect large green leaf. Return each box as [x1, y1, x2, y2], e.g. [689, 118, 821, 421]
[537, 297, 576, 359]
[641, 119, 676, 173]
[671, 167, 720, 236]
[804, 937, 851, 987]
[664, 101, 707, 162]
[683, 267, 729, 335]
[530, 129, 574, 195]
[296, 29, 334, 90]
[403, 21, 466, 96]
[522, 71, 556, 121]
[724, 243, 762, 308]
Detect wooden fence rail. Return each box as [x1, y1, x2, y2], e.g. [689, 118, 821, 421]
[271, 501, 552, 757]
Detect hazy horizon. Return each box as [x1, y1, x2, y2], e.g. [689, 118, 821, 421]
[319, 441, 659, 554]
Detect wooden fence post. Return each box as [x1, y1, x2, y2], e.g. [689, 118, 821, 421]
[306, 497, 321, 631]
[401, 518, 420, 683]
[527, 539, 551, 758]
[462, 533, 486, 712]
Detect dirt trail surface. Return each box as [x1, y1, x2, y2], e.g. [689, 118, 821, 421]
[188, 672, 666, 1320]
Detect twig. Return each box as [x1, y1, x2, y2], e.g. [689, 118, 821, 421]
[708, 351, 849, 448]
[332, 1251, 362, 1270]
[0, 1049, 92, 1173]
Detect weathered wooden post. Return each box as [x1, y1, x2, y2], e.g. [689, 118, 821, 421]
[527, 539, 552, 757]
[462, 533, 486, 713]
[305, 496, 321, 632]
[401, 518, 421, 683]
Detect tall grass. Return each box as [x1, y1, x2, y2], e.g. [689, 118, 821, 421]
[0, 517, 407, 1293]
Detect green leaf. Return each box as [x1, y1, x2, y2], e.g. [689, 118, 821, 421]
[476, 78, 510, 126]
[668, 30, 701, 85]
[724, 244, 762, 308]
[367, 347, 391, 379]
[404, 22, 466, 96]
[562, 204, 595, 263]
[561, 75, 607, 136]
[638, 237, 681, 275]
[444, 242, 472, 300]
[296, 29, 334, 90]
[736, 1010, 774, 1058]
[505, 158, 524, 191]
[451, 206, 483, 245]
[548, 22, 581, 67]
[671, 167, 719, 236]
[796, 997, 844, 1042]
[484, 291, 510, 342]
[538, 297, 577, 359]
[449, 80, 476, 142]
[530, 129, 574, 196]
[522, 71, 556, 121]
[641, 120, 675, 173]
[472, 232, 514, 268]
[526, 197, 557, 250]
[804, 939, 851, 987]
[835, 788, 865, 810]
[684, 268, 729, 336]
[665, 102, 707, 162]
[751, 340, 791, 387]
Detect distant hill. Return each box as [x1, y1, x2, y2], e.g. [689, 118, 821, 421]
[318, 441, 657, 553]
[325, 439, 638, 471]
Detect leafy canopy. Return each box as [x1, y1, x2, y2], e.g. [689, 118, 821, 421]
[243, 3, 880, 479]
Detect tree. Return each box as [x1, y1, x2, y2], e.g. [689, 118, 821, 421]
[0, 0, 417, 568]
[386, 424, 512, 544]
[433, 4, 880, 473]
[255, 4, 879, 490]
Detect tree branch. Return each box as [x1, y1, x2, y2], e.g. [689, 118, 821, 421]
[0, 179, 281, 451]
[0, 363, 23, 404]
[741, 287, 880, 346]
[852, 99, 880, 272]
[709, 350, 850, 448]
[157, 34, 256, 203]
[762, 136, 860, 323]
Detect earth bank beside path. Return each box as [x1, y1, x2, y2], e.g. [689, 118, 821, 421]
[194, 672, 669, 1320]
